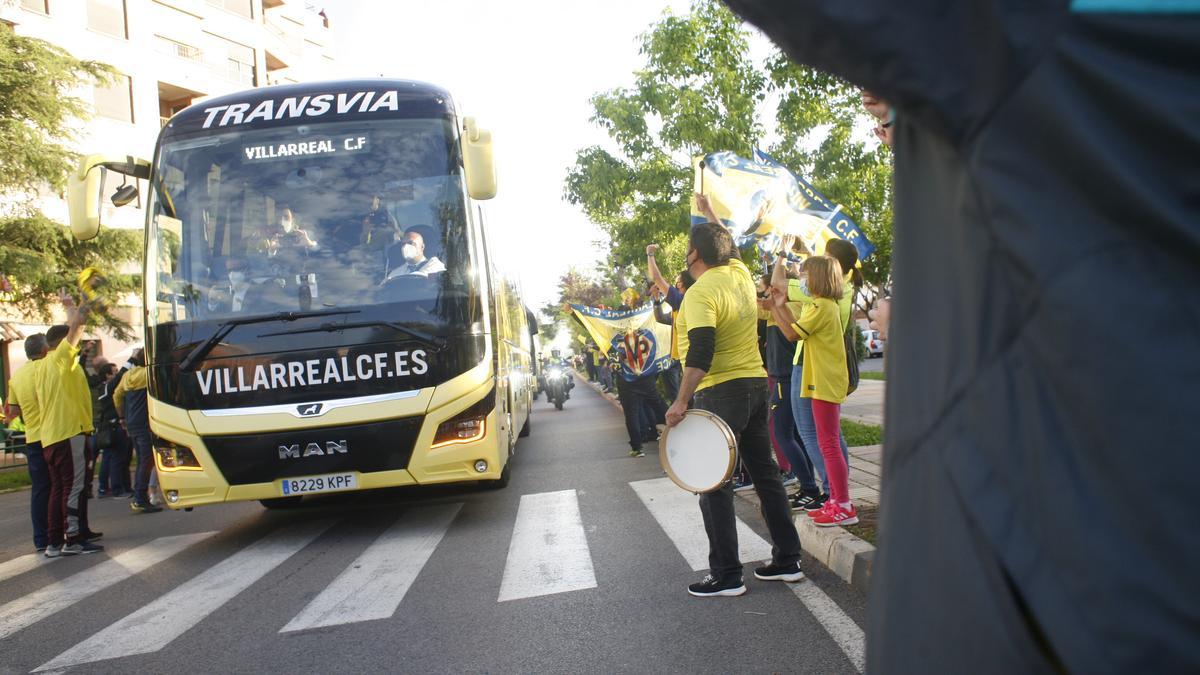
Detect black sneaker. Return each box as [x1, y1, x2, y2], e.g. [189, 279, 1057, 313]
[790, 492, 822, 511]
[753, 561, 805, 582]
[62, 541, 104, 555]
[687, 574, 746, 597]
[82, 531, 103, 541]
[802, 493, 829, 512]
[131, 502, 163, 513]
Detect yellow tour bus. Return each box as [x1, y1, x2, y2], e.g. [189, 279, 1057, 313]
[67, 80, 535, 509]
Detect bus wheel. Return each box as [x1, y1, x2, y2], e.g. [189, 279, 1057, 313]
[519, 415, 531, 438]
[260, 496, 303, 509]
[483, 462, 512, 490]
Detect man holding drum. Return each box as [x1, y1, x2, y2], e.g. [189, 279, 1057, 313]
[665, 221, 804, 597]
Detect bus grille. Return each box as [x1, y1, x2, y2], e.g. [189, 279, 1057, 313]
[203, 416, 424, 486]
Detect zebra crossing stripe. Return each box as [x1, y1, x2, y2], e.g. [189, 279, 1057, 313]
[497, 489, 597, 602]
[280, 504, 463, 633]
[35, 520, 335, 672]
[0, 531, 217, 641]
[0, 552, 60, 585]
[630, 477, 773, 571]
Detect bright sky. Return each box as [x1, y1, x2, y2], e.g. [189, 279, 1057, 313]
[325, 0, 693, 312]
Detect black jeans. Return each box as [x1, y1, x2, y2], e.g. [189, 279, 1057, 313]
[694, 377, 801, 579]
[616, 375, 668, 450]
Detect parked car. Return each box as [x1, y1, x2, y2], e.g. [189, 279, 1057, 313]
[864, 329, 886, 358]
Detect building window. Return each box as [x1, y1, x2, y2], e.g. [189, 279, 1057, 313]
[155, 35, 203, 62]
[207, 0, 253, 20]
[87, 0, 128, 39]
[211, 37, 256, 86]
[95, 75, 134, 123]
[19, 0, 49, 14]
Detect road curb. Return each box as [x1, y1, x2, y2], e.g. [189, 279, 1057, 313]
[794, 512, 874, 593]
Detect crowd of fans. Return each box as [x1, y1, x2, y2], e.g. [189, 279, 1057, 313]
[4, 296, 164, 558]
[576, 200, 880, 527]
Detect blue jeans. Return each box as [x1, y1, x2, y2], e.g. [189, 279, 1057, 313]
[24, 441, 49, 549]
[104, 432, 132, 495]
[790, 363, 850, 495]
[770, 377, 819, 494]
[129, 429, 154, 505]
[660, 360, 682, 403]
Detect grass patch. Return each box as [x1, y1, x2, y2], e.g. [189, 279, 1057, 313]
[843, 505, 878, 545]
[841, 419, 883, 447]
[0, 468, 32, 492]
[859, 371, 886, 381]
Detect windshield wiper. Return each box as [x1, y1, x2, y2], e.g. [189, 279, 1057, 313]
[178, 309, 360, 372]
[259, 320, 447, 350]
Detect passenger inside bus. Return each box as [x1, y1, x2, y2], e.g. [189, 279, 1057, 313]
[328, 194, 400, 252]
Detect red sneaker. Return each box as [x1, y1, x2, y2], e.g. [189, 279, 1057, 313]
[812, 502, 859, 527]
[807, 499, 835, 519]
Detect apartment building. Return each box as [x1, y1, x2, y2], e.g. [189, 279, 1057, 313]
[0, 0, 338, 374]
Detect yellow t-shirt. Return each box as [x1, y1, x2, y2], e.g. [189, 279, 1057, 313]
[675, 258, 766, 392]
[6, 360, 43, 444]
[787, 273, 854, 365]
[792, 298, 848, 404]
[35, 341, 94, 446]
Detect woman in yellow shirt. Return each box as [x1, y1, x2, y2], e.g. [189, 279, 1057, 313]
[770, 255, 857, 526]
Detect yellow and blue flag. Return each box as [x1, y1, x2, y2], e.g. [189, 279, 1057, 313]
[691, 149, 876, 261]
[569, 304, 673, 381]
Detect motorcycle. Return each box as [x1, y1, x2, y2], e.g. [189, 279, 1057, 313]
[544, 365, 574, 410]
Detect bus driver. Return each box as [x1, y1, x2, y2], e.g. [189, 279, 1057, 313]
[382, 229, 445, 281]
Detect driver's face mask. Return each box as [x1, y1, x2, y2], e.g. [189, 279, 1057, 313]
[402, 243, 420, 261]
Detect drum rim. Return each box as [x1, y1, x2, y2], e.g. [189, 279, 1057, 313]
[659, 408, 738, 494]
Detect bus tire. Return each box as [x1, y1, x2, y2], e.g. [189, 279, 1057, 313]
[259, 496, 303, 509]
[519, 415, 531, 438]
[483, 461, 512, 490]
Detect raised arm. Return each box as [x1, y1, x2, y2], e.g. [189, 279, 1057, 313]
[646, 244, 670, 295]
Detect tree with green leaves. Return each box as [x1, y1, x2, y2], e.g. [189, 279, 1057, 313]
[564, 0, 766, 270]
[0, 26, 142, 338]
[563, 0, 894, 313]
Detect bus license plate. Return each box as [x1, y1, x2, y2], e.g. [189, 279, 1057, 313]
[280, 473, 358, 496]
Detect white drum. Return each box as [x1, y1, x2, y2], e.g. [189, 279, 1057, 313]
[660, 409, 738, 494]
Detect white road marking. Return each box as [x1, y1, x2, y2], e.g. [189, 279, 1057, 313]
[498, 489, 597, 602]
[630, 477, 772, 571]
[0, 531, 216, 641]
[0, 552, 60, 584]
[36, 520, 334, 672]
[280, 504, 462, 632]
[789, 578, 867, 673]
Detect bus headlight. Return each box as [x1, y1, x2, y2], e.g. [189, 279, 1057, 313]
[154, 439, 202, 471]
[432, 392, 494, 448]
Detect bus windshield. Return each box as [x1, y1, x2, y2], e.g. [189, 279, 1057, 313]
[146, 117, 476, 339]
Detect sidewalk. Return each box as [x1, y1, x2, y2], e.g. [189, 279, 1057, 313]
[841, 379, 884, 426]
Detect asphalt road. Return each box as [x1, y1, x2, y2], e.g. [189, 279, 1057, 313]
[0, 381, 868, 674]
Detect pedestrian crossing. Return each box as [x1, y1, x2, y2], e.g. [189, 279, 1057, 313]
[1, 482, 789, 672]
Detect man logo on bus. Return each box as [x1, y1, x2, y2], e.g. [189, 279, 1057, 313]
[297, 403, 324, 417]
[611, 329, 657, 377]
[278, 440, 349, 459]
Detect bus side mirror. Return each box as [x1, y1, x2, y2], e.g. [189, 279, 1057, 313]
[66, 154, 151, 241]
[67, 161, 105, 241]
[461, 117, 497, 200]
